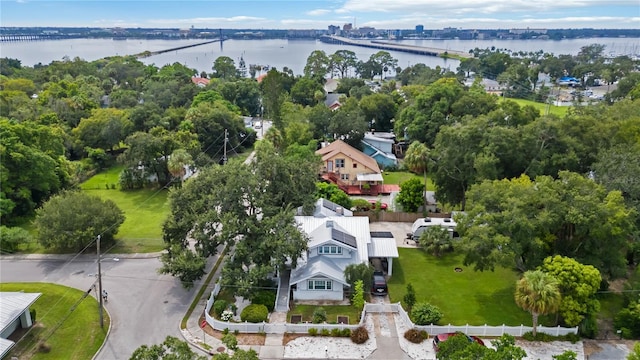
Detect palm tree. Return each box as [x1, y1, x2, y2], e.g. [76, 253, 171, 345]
[514, 270, 561, 336]
[167, 149, 193, 187]
[403, 141, 430, 211]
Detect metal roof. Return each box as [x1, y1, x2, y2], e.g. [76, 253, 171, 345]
[1, 291, 41, 358]
[368, 238, 399, 258]
[0, 292, 41, 334]
[0, 338, 14, 359]
[357, 173, 384, 182]
[289, 255, 350, 286]
[295, 216, 371, 263]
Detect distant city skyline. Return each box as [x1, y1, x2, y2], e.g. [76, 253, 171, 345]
[1, 0, 639, 30]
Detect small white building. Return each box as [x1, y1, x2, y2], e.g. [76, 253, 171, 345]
[0, 292, 41, 358]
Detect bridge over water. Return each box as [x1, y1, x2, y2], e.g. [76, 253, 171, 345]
[320, 35, 471, 58]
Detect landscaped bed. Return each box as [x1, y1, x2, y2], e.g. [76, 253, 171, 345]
[287, 304, 362, 325]
[387, 248, 554, 326]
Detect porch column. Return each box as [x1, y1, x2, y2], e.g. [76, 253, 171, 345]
[388, 257, 393, 276]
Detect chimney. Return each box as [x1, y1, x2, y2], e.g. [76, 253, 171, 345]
[326, 220, 334, 228]
[336, 207, 343, 215]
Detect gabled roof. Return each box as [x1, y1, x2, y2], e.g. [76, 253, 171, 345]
[296, 216, 371, 263]
[316, 140, 381, 174]
[289, 255, 350, 286]
[307, 220, 358, 251]
[191, 77, 210, 87]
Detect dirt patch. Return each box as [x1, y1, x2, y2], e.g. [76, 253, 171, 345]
[583, 340, 602, 356]
[283, 332, 308, 345]
[208, 330, 266, 345]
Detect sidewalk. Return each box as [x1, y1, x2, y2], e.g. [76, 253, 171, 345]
[0, 252, 163, 261]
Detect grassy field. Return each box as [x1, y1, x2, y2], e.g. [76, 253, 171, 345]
[288, 304, 362, 325]
[382, 171, 435, 190]
[501, 97, 570, 118]
[387, 248, 552, 326]
[80, 166, 170, 253]
[0, 282, 108, 360]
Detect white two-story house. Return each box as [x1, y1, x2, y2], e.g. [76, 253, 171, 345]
[288, 199, 398, 302]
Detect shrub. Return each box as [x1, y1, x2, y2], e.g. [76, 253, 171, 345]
[410, 302, 443, 325]
[0, 226, 31, 253]
[240, 304, 268, 323]
[312, 307, 327, 324]
[320, 328, 331, 336]
[350, 326, 369, 344]
[331, 328, 341, 337]
[308, 328, 318, 336]
[351, 198, 372, 212]
[614, 301, 640, 339]
[341, 328, 351, 337]
[404, 328, 428, 343]
[213, 299, 228, 317]
[251, 290, 276, 312]
[221, 310, 234, 321]
[221, 333, 238, 351]
[403, 283, 416, 311]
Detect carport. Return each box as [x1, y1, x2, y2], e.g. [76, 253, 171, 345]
[368, 231, 399, 276]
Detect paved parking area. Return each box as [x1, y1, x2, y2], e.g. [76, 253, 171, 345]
[369, 221, 417, 248]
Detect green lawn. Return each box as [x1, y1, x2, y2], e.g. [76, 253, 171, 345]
[81, 165, 170, 253]
[382, 171, 435, 190]
[0, 282, 108, 360]
[288, 304, 362, 325]
[388, 248, 550, 326]
[501, 97, 570, 118]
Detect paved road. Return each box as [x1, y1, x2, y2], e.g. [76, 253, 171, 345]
[0, 256, 197, 359]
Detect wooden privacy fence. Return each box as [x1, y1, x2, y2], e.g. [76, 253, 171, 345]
[205, 290, 578, 336]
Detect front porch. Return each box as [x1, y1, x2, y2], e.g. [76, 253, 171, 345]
[320, 173, 399, 195]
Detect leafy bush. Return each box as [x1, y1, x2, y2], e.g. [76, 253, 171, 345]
[331, 328, 342, 337]
[240, 304, 268, 323]
[521, 331, 580, 343]
[213, 299, 228, 317]
[614, 301, 640, 339]
[351, 198, 372, 212]
[221, 333, 238, 351]
[410, 302, 443, 325]
[251, 290, 276, 312]
[350, 326, 369, 344]
[403, 283, 416, 311]
[341, 328, 351, 337]
[0, 226, 31, 253]
[312, 307, 327, 324]
[579, 314, 598, 339]
[320, 328, 330, 336]
[308, 328, 318, 336]
[404, 328, 428, 343]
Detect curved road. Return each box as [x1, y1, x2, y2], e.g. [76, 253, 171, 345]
[0, 256, 196, 359]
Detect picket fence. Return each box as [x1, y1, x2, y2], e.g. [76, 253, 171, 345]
[204, 287, 578, 336]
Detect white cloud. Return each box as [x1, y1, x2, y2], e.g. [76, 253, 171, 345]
[306, 9, 331, 16]
[338, 0, 638, 15]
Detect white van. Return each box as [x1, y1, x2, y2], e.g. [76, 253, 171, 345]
[408, 217, 458, 242]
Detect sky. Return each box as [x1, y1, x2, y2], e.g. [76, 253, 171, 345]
[1, 0, 639, 30]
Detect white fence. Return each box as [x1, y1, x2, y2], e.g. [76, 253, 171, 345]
[205, 292, 578, 336]
[204, 284, 367, 333]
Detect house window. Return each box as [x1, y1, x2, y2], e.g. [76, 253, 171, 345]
[308, 279, 333, 290]
[318, 245, 343, 254]
[335, 159, 345, 168]
[353, 163, 357, 168]
[340, 174, 349, 180]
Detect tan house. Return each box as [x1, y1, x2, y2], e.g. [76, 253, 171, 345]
[316, 140, 384, 194]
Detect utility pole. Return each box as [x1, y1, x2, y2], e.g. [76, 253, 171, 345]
[97, 235, 104, 329]
[222, 129, 228, 165]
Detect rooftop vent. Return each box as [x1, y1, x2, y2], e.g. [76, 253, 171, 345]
[443, 218, 451, 223]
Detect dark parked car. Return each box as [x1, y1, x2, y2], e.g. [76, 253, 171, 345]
[371, 272, 388, 296]
[433, 332, 485, 351]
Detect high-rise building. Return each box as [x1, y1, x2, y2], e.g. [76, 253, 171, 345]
[328, 25, 340, 34]
[415, 25, 424, 34]
[343, 23, 353, 31]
